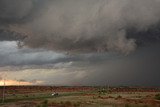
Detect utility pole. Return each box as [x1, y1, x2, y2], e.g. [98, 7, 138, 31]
[2, 79, 5, 104]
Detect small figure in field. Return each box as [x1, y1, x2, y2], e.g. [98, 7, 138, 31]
[51, 92, 59, 97]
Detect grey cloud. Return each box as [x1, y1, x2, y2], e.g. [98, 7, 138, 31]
[1, 41, 160, 86]
[77, 44, 160, 86]
[0, 41, 122, 67]
[0, 0, 160, 86]
[0, 0, 160, 54]
[0, 41, 109, 67]
[7, 43, 160, 86]
[0, 0, 33, 24]
[0, 41, 66, 66]
[0, 0, 48, 24]
[0, 29, 26, 41]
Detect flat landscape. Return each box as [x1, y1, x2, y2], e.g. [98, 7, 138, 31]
[1, 0, 160, 107]
[0, 86, 160, 107]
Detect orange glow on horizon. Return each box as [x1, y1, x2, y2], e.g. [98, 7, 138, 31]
[0, 80, 32, 86]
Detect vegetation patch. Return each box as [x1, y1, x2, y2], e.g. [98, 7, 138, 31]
[155, 93, 160, 100]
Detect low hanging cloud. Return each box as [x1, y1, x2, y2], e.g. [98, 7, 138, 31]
[0, 41, 115, 67]
[2, 44, 160, 86]
[0, 0, 160, 54]
[0, 41, 66, 67]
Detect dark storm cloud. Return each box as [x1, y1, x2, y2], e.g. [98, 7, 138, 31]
[0, 41, 66, 66]
[0, 0, 32, 24]
[0, 41, 115, 67]
[9, 44, 159, 86]
[0, 0, 48, 24]
[1, 0, 160, 86]
[0, 0, 160, 54]
[70, 44, 160, 86]
[0, 29, 26, 41]
[1, 41, 160, 86]
[0, 0, 48, 41]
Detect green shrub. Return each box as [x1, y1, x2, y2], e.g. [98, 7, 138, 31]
[117, 95, 122, 99]
[41, 100, 48, 107]
[43, 100, 48, 104]
[155, 94, 160, 100]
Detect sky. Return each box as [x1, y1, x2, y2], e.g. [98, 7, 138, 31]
[0, 0, 160, 86]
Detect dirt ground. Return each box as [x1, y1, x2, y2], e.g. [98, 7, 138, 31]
[0, 86, 160, 107]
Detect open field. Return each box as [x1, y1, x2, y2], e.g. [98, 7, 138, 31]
[0, 86, 160, 107]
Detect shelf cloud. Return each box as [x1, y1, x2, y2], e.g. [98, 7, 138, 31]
[0, 0, 160, 54]
[0, 0, 160, 86]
